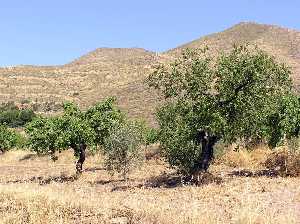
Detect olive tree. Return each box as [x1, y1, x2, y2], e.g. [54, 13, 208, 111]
[147, 45, 298, 175]
[103, 122, 145, 180]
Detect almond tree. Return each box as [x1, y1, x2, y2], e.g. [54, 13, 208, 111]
[26, 98, 123, 173]
[147, 45, 299, 176]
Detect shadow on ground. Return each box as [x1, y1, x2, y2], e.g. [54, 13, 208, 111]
[18, 153, 49, 161]
[145, 172, 224, 189]
[84, 167, 105, 172]
[229, 169, 279, 177]
[100, 172, 224, 192]
[5, 174, 79, 185]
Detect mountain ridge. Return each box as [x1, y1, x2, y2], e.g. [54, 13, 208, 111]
[1, 22, 300, 124]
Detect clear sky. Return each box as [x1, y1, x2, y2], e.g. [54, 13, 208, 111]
[1, 0, 299, 66]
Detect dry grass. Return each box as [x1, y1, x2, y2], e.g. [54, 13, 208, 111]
[264, 147, 300, 177]
[216, 145, 272, 169]
[0, 150, 299, 224]
[217, 145, 300, 177]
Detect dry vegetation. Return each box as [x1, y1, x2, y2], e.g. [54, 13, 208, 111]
[0, 147, 299, 224]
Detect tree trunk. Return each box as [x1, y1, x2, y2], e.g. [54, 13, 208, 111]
[199, 135, 218, 171]
[193, 131, 218, 173]
[74, 143, 86, 174]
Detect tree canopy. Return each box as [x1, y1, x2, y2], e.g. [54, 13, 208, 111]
[26, 98, 123, 173]
[147, 45, 299, 175]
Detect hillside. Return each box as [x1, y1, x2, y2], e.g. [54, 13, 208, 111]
[0, 48, 161, 123]
[1, 22, 300, 124]
[168, 22, 300, 88]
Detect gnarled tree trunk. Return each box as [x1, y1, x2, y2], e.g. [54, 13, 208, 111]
[199, 135, 218, 171]
[193, 131, 218, 174]
[72, 143, 87, 174]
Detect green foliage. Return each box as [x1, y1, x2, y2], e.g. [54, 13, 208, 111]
[266, 94, 300, 148]
[59, 114, 96, 157]
[145, 127, 159, 145]
[25, 116, 63, 156]
[148, 45, 298, 174]
[0, 102, 35, 127]
[26, 104, 95, 156]
[25, 98, 123, 172]
[103, 122, 144, 180]
[85, 97, 124, 146]
[129, 119, 159, 145]
[0, 125, 18, 152]
[14, 132, 28, 149]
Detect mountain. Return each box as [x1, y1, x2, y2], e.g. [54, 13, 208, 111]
[0, 48, 161, 123]
[1, 22, 300, 124]
[168, 22, 300, 88]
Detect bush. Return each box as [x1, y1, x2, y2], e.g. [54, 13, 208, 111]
[103, 122, 145, 180]
[0, 125, 18, 152]
[145, 127, 159, 146]
[0, 103, 36, 127]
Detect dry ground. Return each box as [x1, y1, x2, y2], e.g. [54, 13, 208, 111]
[0, 149, 299, 224]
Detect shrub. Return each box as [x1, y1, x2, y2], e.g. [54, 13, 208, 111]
[0, 102, 36, 127]
[0, 125, 18, 152]
[103, 122, 145, 180]
[145, 127, 159, 146]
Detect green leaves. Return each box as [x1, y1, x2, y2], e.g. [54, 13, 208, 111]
[0, 105, 36, 128]
[0, 125, 18, 152]
[25, 98, 124, 161]
[85, 97, 124, 146]
[25, 116, 64, 155]
[148, 44, 298, 174]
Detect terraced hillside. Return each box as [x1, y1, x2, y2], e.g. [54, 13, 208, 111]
[0, 48, 162, 123]
[1, 22, 300, 124]
[169, 22, 300, 89]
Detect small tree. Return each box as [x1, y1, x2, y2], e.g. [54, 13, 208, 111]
[0, 125, 18, 153]
[103, 122, 144, 180]
[147, 45, 299, 175]
[26, 98, 124, 173]
[26, 105, 95, 173]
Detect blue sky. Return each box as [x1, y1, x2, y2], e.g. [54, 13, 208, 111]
[0, 0, 299, 66]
